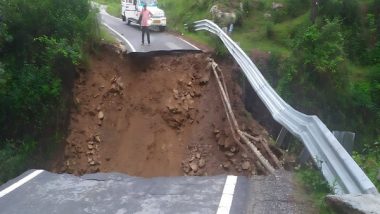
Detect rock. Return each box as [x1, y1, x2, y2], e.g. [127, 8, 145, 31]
[193, 89, 201, 97]
[98, 111, 104, 120]
[87, 157, 93, 163]
[88, 141, 94, 145]
[189, 162, 198, 172]
[183, 104, 189, 111]
[230, 146, 237, 153]
[199, 158, 206, 168]
[187, 81, 192, 86]
[95, 135, 101, 143]
[96, 106, 101, 111]
[241, 153, 248, 159]
[222, 161, 231, 169]
[229, 158, 238, 165]
[75, 97, 80, 105]
[90, 161, 96, 166]
[224, 151, 235, 157]
[173, 89, 179, 96]
[109, 84, 119, 93]
[195, 153, 201, 159]
[116, 77, 124, 89]
[166, 100, 179, 112]
[200, 72, 211, 85]
[88, 144, 94, 150]
[183, 164, 190, 173]
[98, 120, 102, 126]
[242, 161, 251, 170]
[326, 194, 380, 214]
[215, 132, 221, 140]
[264, 12, 272, 18]
[272, 2, 284, 9]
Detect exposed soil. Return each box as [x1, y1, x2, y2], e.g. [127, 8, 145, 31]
[52, 45, 281, 177]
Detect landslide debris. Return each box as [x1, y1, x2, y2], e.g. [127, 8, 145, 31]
[53, 45, 282, 177]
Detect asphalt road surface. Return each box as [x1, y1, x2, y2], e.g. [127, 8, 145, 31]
[0, 170, 247, 214]
[99, 8, 200, 53]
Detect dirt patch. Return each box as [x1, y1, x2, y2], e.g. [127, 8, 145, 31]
[52, 45, 281, 177]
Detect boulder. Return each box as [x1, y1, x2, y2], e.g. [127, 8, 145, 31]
[189, 162, 198, 172]
[199, 159, 206, 168]
[241, 161, 251, 170]
[326, 194, 380, 214]
[98, 111, 104, 120]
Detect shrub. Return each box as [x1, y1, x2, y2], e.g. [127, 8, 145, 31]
[285, 0, 309, 18]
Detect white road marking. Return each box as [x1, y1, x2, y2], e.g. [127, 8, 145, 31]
[216, 175, 237, 214]
[102, 22, 137, 52]
[0, 170, 44, 198]
[177, 36, 200, 50]
[99, 6, 200, 52]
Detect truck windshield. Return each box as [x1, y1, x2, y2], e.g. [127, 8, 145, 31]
[140, 0, 157, 6]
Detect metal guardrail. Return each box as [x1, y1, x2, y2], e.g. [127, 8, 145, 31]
[194, 19, 378, 195]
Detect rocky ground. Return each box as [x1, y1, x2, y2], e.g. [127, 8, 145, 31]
[51, 45, 282, 177]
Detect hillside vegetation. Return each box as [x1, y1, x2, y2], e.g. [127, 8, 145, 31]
[159, 0, 380, 188]
[0, 0, 99, 183]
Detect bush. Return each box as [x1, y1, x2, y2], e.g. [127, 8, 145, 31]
[285, 0, 309, 18]
[0, 0, 99, 182]
[319, 0, 360, 26]
[0, 140, 36, 184]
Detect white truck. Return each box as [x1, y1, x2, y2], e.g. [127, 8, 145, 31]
[121, 0, 167, 31]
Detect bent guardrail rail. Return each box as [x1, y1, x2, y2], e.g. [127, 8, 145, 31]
[193, 19, 378, 195]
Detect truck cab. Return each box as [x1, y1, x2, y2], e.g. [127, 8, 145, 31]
[121, 0, 167, 31]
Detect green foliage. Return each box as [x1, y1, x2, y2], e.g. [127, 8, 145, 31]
[319, 0, 360, 26]
[36, 36, 82, 65]
[293, 19, 344, 74]
[296, 167, 334, 213]
[285, 0, 309, 18]
[0, 0, 99, 182]
[276, 19, 346, 111]
[0, 139, 37, 184]
[353, 140, 380, 190]
[93, 0, 121, 17]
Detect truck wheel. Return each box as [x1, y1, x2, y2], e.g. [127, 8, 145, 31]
[122, 15, 126, 22]
[127, 19, 131, 25]
[159, 26, 166, 32]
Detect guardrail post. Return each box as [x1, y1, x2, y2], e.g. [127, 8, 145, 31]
[276, 127, 288, 148]
[332, 131, 355, 155]
[299, 131, 356, 164]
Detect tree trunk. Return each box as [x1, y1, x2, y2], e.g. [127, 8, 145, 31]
[311, 0, 319, 23]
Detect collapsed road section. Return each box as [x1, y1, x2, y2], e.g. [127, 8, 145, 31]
[52, 45, 282, 178]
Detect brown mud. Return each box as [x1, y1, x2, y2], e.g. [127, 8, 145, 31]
[52, 46, 281, 177]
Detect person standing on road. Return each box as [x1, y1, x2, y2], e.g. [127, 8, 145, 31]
[140, 4, 153, 45]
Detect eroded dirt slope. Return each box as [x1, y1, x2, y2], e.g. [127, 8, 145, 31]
[53, 46, 279, 177]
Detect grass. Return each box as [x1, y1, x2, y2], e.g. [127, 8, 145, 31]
[100, 25, 118, 44]
[93, 0, 121, 17]
[295, 167, 335, 214]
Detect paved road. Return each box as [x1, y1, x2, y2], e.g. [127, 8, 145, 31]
[0, 170, 247, 214]
[99, 8, 200, 53]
